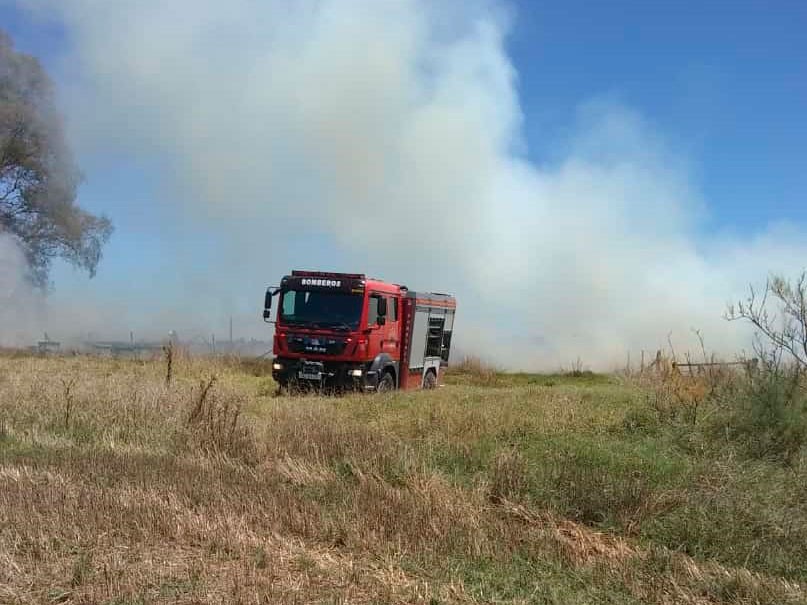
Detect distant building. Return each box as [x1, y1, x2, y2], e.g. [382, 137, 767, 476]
[33, 333, 61, 354]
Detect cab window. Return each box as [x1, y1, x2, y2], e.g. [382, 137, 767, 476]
[367, 294, 398, 326]
[367, 294, 381, 326]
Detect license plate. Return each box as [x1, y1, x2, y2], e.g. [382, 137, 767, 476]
[298, 371, 322, 381]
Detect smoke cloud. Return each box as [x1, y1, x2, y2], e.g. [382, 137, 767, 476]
[8, 0, 807, 368]
[0, 234, 42, 346]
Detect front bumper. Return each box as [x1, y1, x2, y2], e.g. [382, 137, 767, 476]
[272, 358, 376, 391]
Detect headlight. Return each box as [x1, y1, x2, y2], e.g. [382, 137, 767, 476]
[272, 362, 283, 371]
[348, 369, 363, 377]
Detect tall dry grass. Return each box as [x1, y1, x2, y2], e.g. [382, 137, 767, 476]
[0, 352, 805, 604]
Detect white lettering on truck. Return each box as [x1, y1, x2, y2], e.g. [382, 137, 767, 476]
[301, 278, 342, 287]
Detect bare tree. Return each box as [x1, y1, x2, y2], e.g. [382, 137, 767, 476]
[0, 30, 112, 287]
[726, 271, 807, 369]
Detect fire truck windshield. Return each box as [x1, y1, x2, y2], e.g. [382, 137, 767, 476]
[279, 289, 363, 330]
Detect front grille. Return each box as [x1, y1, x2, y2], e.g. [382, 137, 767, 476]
[287, 334, 348, 355]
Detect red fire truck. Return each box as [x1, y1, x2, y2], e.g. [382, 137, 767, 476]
[263, 270, 456, 391]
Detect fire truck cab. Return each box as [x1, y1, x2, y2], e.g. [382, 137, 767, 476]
[264, 271, 456, 391]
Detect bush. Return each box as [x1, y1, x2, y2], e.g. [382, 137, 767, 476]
[722, 270, 807, 462]
[719, 368, 807, 463]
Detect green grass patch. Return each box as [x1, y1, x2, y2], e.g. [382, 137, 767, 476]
[448, 554, 643, 604]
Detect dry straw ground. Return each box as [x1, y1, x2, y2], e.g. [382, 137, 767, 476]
[0, 352, 805, 604]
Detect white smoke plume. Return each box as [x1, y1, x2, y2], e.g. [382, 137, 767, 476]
[0, 233, 43, 346]
[8, 0, 807, 369]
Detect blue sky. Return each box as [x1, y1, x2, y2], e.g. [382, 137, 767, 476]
[2, 0, 806, 365]
[509, 0, 807, 230]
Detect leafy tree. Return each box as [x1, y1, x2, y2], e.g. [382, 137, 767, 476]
[1, 30, 112, 287]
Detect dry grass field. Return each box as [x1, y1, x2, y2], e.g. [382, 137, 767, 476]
[1, 352, 806, 604]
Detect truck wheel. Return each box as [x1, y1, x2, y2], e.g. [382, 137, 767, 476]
[377, 371, 395, 393]
[423, 370, 437, 389]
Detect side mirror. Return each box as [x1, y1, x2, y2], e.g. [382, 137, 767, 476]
[263, 287, 275, 321]
[377, 316, 386, 326]
[377, 296, 387, 318]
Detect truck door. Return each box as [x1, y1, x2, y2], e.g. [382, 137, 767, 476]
[366, 293, 401, 362]
[382, 295, 401, 360]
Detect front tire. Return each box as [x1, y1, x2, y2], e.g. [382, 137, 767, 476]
[377, 371, 395, 393]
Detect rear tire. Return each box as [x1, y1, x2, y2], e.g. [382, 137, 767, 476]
[377, 371, 395, 393]
[423, 370, 437, 389]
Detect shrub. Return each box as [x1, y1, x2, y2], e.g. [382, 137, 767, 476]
[722, 270, 807, 462]
[718, 367, 807, 463]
